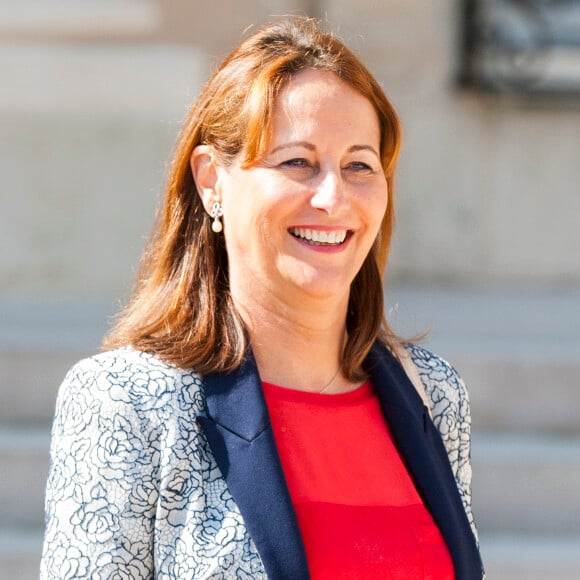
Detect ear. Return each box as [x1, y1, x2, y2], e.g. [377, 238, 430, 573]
[190, 145, 220, 213]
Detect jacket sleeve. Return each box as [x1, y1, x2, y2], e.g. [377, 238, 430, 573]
[40, 354, 159, 580]
[405, 344, 479, 543]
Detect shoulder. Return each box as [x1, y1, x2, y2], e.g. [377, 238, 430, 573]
[56, 347, 206, 424]
[400, 343, 479, 543]
[400, 342, 471, 441]
[403, 343, 463, 384]
[65, 345, 187, 377]
[402, 342, 468, 404]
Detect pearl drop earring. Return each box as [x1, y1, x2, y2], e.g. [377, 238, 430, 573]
[210, 202, 223, 233]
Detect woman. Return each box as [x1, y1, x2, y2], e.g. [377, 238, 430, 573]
[41, 16, 484, 579]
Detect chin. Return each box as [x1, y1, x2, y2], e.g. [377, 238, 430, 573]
[286, 271, 353, 300]
[275, 256, 357, 298]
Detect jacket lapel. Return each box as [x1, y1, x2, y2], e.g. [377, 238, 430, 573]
[197, 351, 310, 580]
[365, 342, 483, 580]
[197, 342, 482, 580]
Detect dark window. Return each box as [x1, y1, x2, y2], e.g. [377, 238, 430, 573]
[458, 0, 580, 96]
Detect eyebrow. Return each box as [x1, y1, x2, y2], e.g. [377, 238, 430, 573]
[269, 141, 380, 158]
[348, 144, 380, 158]
[270, 141, 316, 154]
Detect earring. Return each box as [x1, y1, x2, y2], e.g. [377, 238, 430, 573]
[210, 201, 223, 233]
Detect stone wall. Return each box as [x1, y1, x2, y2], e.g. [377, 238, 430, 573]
[2, 0, 579, 305]
[321, 0, 580, 285]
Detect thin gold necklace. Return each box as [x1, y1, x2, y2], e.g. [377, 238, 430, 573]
[319, 366, 341, 394]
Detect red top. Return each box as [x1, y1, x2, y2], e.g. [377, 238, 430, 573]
[262, 380, 454, 580]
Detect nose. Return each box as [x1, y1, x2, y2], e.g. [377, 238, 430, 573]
[310, 170, 343, 214]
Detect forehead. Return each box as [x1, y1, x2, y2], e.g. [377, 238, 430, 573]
[272, 69, 381, 143]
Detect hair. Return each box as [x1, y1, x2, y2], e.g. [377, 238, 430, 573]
[103, 16, 402, 381]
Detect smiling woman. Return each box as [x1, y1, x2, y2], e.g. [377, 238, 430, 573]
[101, 21, 401, 381]
[41, 16, 484, 580]
[191, 68, 388, 347]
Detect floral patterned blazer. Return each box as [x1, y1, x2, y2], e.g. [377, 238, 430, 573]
[41, 341, 484, 579]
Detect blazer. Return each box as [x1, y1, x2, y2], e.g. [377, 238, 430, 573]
[41, 341, 484, 579]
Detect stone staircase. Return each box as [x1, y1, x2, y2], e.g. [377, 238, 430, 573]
[2, 2, 579, 577]
[1, 288, 579, 578]
[0, 3, 206, 577]
[387, 285, 580, 579]
[0, 300, 111, 579]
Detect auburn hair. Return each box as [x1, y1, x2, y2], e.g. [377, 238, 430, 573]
[103, 16, 402, 380]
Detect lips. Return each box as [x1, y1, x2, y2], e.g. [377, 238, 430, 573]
[289, 227, 350, 246]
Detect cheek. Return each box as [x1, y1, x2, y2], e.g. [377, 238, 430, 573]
[367, 187, 389, 231]
[377, 193, 389, 218]
[222, 200, 271, 255]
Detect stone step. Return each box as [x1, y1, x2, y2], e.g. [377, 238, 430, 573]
[452, 354, 579, 435]
[2, 339, 578, 432]
[0, 44, 207, 303]
[0, 528, 42, 580]
[0, 428, 49, 529]
[472, 433, 580, 536]
[2, 285, 580, 433]
[385, 285, 580, 360]
[386, 285, 580, 436]
[1, 529, 578, 580]
[0, 299, 107, 426]
[0, 348, 93, 427]
[0, 42, 206, 117]
[0, 0, 160, 43]
[2, 429, 578, 578]
[479, 534, 580, 580]
[3, 422, 579, 537]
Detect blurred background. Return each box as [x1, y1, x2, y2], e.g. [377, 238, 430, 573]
[1, 0, 579, 578]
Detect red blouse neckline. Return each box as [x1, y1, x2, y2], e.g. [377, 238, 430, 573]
[261, 379, 373, 405]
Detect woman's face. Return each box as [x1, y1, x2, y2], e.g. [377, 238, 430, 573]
[216, 69, 388, 306]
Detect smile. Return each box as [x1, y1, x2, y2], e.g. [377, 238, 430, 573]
[289, 227, 349, 246]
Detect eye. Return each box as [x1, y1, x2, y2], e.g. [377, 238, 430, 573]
[281, 158, 312, 168]
[346, 161, 374, 173]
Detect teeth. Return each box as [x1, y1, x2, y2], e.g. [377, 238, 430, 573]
[290, 228, 348, 245]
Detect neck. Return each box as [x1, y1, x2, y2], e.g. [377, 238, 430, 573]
[232, 283, 349, 393]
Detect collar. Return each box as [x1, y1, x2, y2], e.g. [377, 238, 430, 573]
[198, 341, 483, 579]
